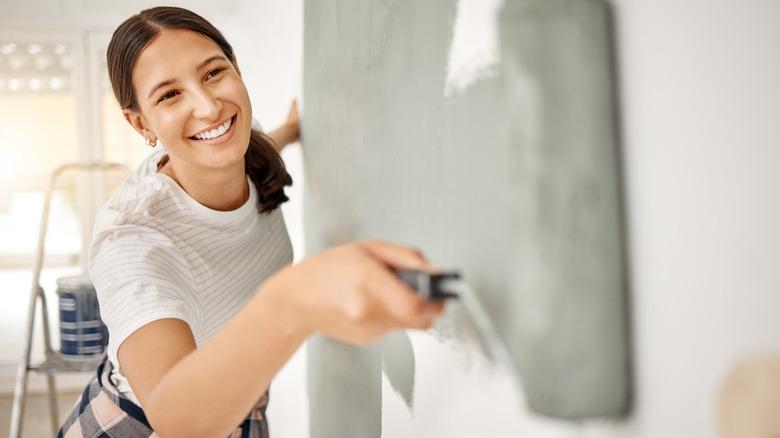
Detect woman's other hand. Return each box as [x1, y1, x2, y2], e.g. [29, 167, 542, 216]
[261, 240, 445, 346]
[267, 99, 300, 152]
[284, 99, 300, 143]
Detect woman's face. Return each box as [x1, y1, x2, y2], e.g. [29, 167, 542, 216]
[126, 28, 252, 174]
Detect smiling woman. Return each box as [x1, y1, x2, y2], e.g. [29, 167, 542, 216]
[56, 6, 444, 438]
[123, 28, 262, 212]
[107, 9, 291, 214]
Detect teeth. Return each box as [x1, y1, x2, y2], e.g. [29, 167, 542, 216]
[195, 118, 232, 140]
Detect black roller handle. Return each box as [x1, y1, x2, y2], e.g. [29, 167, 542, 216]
[394, 269, 461, 301]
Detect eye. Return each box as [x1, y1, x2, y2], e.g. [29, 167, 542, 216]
[158, 90, 179, 102]
[207, 68, 226, 79]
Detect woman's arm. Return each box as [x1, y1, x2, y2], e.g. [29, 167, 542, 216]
[118, 240, 443, 438]
[266, 100, 300, 153]
[120, 294, 306, 438]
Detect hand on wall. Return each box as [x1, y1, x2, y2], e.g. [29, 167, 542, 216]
[267, 99, 300, 152]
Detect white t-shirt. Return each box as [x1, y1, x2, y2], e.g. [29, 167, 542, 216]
[88, 146, 293, 405]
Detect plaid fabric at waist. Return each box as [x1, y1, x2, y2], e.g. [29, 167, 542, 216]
[58, 355, 269, 438]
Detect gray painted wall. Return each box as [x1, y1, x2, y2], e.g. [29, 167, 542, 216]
[303, 0, 629, 435]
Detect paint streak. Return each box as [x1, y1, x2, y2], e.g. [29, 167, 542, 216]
[381, 331, 415, 412]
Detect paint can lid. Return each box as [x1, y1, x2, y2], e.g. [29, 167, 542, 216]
[56, 274, 94, 293]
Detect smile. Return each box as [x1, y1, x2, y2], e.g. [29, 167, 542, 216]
[192, 116, 234, 140]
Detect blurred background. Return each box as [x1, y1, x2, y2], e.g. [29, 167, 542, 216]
[1, 0, 779, 437]
[0, 1, 306, 436]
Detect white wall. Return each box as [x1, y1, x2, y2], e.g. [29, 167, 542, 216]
[606, 0, 780, 436]
[229, 3, 307, 438]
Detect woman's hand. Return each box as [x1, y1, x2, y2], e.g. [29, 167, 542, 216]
[267, 99, 300, 152]
[261, 240, 445, 346]
[283, 99, 300, 143]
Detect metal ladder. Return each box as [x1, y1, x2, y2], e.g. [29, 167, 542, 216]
[9, 162, 129, 438]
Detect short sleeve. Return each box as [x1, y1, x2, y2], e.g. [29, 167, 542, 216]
[89, 226, 201, 365]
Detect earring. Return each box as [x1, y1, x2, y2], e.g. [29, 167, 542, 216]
[145, 138, 157, 147]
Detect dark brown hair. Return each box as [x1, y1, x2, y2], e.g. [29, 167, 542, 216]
[107, 6, 291, 213]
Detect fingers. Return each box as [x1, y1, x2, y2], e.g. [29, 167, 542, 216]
[406, 300, 444, 330]
[359, 243, 444, 329]
[359, 239, 435, 272]
[289, 240, 445, 346]
[363, 239, 445, 324]
[287, 99, 299, 124]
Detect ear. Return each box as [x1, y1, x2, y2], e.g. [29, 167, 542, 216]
[123, 109, 156, 144]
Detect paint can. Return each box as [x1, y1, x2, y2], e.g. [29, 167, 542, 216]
[56, 275, 107, 359]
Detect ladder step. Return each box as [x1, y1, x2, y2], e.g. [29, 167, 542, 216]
[29, 352, 101, 374]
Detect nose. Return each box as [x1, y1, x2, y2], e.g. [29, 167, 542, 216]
[191, 86, 222, 120]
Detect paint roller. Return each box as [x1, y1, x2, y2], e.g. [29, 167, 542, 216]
[394, 269, 523, 385]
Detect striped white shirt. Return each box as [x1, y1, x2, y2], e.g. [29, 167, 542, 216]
[88, 146, 293, 405]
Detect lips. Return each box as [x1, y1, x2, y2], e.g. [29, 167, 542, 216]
[191, 116, 235, 140]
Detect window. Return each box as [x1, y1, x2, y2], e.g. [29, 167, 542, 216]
[0, 30, 144, 370]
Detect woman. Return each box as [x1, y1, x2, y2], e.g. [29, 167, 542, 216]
[58, 6, 443, 438]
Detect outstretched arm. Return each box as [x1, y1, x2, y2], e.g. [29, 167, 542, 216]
[118, 240, 443, 438]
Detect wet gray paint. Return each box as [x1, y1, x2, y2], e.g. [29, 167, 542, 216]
[306, 335, 382, 436]
[380, 331, 416, 411]
[303, 0, 630, 435]
[501, 0, 630, 418]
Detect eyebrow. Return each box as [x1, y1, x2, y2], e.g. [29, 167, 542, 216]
[146, 55, 230, 101]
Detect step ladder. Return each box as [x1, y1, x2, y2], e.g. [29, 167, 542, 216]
[9, 162, 129, 438]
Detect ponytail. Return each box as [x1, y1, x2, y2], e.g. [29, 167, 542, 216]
[245, 130, 292, 213]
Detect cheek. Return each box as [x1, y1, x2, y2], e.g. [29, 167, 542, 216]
[244, 94, 253, 118]
[233, 84, 253, 129]
[228, 76, 252, 112]
[155, 108, 190, 140]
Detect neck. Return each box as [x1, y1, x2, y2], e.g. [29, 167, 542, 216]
[160, 157, 249, 211]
